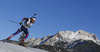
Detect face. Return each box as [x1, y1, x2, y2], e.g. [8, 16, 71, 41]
[31, 19, 35, 23]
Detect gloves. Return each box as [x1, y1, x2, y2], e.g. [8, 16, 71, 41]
[20, 22, 22, 25]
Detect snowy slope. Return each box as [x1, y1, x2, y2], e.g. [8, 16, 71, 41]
[0, 41, 48, 52]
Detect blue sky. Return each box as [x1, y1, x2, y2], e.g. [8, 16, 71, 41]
[0, 0, 100, 41]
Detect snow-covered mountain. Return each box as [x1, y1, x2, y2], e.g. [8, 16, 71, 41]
[26, 30, 100, 47]
[0, 41, 48, 52]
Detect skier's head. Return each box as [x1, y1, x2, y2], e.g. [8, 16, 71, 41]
[31, 14, 36, 21]
[31, 17, 36, 21]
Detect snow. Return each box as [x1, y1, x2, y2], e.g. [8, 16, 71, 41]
[57, 30, 99, 43]
[0, 41, 48, 52]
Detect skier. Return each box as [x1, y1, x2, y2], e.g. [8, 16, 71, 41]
[6, 16, 36, 44]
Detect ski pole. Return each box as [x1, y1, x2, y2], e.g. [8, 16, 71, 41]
[8, 20, 20, 24]
[9, 14, 36, 24]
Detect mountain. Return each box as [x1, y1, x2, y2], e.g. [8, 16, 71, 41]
[33, 40, 100, 52]
[0, 41, 47, 52]
[25, 30, 100, 52]
[26, 30, 100, 47]
[72, 40, 100, 52]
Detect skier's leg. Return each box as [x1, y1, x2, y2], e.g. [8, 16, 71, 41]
[7, 29, 21, 40]
[11, 29, 21, 37]
[20, 25, 29, 43]
[21, 32, 29, 44]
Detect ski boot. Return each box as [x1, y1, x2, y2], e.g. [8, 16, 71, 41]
[6, 36, 11, 40]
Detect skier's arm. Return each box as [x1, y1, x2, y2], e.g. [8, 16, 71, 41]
[20, 18, 28, 25]
[21, 18, 28, 22]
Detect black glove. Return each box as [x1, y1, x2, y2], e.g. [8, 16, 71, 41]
[20, 22, 22, 25]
